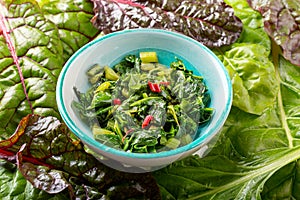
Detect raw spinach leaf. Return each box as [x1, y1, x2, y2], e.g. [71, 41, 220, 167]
[91, 0, 243, 47]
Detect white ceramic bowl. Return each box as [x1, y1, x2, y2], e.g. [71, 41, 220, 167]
[56, 29, 232, 173]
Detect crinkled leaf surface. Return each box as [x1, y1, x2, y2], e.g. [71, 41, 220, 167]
[216, 43, 279, 115]
[38, 0, 100, 60]
[0, 160, 69, 200]
[225, 0, 271, 51]
[216, 0, 277, 115]
[91, 0, 243, 47]
[0, 0, 100, 139]
[0, 114, 161, 199]
[248, 0, 300, 67]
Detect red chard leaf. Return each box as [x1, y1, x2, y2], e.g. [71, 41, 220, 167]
[16, 145, 72, 194]
[248, 0, 300, 66]
[91, 0, 243, 47]
[0, 114, 161, 199]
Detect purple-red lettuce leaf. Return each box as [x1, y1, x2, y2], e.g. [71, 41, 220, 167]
[0, 114, 161, 199]
[0, 0, 100, 139]
[247, 0, 300, 67]
[91, 0, 243, 48]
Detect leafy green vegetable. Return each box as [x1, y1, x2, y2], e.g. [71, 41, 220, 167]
[91, 0, 243, 47]
[73, 54, 213, 153]
[151, 1, 300, 199]
[0, 0, 100, 139]
[1, 0, 300, 199]
[216, 43, 279, 115]
[0, 114, 161, 199]
[0, 160, 70, 200]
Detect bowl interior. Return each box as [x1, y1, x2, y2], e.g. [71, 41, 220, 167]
[57, 29, 232, 159]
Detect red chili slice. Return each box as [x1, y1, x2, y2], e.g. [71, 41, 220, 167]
[148, 81, 156, 92]
[148, 81, 161, 93]
[113, 98, 121, 105]
[142, 115, 154, 129]
[152, 83, 161, 92]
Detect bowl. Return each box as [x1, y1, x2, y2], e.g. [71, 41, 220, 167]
[56, 28, 232, 173]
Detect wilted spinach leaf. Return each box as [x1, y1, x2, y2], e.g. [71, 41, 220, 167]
[91, 0, 243, 47]
[248, 0, 300, 67]
[0, 114, 161, 199]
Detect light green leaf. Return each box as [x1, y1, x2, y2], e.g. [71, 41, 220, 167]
[154, 1, 300, 199]
[217, 43, 279, 115]
[0, 1, 64, 139]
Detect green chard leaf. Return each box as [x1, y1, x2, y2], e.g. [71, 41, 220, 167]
[0, 0, 100, 139]
[0, 1, 63, 139]
[37, 0, 100, 60]
[153, 56, 300, 200]
[0, 114, 161, 199]
[1, 0, 300, 199]
[153, 1, 300, 199]
[216, 43, 279, 115]
[215, 0, 278, 115]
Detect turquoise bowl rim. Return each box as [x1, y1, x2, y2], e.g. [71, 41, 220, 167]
[56, 28, 232, 159]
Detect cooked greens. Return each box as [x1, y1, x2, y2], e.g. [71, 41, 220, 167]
[72, 53, 213, 153]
